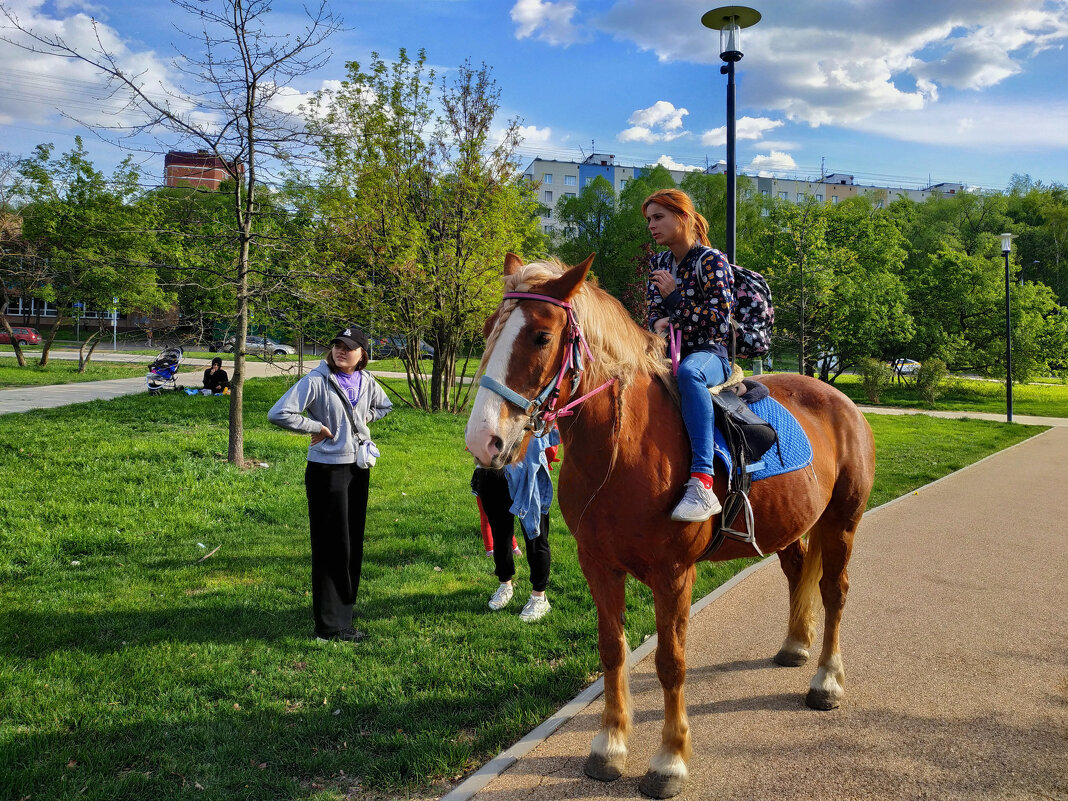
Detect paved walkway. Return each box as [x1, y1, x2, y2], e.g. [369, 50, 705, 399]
[447, 427, 1068, 801]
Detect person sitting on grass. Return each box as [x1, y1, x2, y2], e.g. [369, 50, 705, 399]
[202, 357, 229, 395]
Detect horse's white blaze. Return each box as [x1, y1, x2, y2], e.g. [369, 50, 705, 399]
[464, 308, 527, 465]
[590, 728, 628, 762]
[649, 747, 688, 778]
[810, 652, 845, 695]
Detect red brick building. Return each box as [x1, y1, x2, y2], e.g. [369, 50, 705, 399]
[164, 150, 243, 190]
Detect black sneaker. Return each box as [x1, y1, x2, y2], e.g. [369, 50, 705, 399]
[315, 627, 366, 643]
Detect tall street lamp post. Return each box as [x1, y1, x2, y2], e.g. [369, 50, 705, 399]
[702, 5, 760, 266]
[1001, 233, 1014, 422]
[703, 5, 761, 369]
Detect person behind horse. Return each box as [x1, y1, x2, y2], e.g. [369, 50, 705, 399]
[644, 188, 735, 522]
[470, 428, 559, 622]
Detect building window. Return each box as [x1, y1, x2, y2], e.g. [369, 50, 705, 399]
[619, 179, 627, 190]
[832, 195, 839, 204]
[815, 194, 823, 202]
[543, 190, 553, 205]
[778, 191, 788, 200]
[760, 189, 769, 197]
[564, 192, 576, 199]
[524, 173, 533, 182]
[586, 177, 595, 186]
[544, 224, 554, 234]
[564, 175, 577, 186]
[797, 193, 806, 202]
[542, 173, 552, 184]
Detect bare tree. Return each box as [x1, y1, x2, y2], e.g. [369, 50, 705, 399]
[0, 0, 341, 464]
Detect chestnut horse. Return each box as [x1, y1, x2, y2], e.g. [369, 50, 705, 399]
[465, 254, 875, 798]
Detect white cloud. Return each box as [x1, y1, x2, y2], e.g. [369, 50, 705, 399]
[748, 150, 797, 176]
[618, 100, 690, 143]
[655, 154, 702, 172]
[516, 124, 555, 146]
[700, 116, 783, 147]
[511, 0, 582, 46]
[596, 0, 1068, 130]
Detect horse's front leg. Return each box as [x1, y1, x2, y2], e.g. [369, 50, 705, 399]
[639, 566, 695, 799]
[581, 560, 631, 782]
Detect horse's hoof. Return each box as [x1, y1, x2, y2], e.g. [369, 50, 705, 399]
[584, 753, 624, 782]
[639, 770, 686, 799]
[805, 688, 841, 710]
[773, 648, 808, 667]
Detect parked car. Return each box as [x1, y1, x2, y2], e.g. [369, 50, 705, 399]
[221, 335, 296, 356]
[890, 357, 921, 376]
[0, 326, 42, 346]
[369, 335, 434, 360]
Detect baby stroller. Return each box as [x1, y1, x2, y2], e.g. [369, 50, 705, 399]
[146, 345, 184, 394]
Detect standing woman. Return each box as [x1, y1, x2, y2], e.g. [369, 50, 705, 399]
[268, 326, 392, 642]
[643, 188, 735, 522]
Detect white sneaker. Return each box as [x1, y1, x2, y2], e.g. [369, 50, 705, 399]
[670, 477, 722, 522]
[519, 594, 551, 622]
[488, 582, 514, 611]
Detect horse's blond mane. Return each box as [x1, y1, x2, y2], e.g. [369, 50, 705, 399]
[495, 259, 670, 389]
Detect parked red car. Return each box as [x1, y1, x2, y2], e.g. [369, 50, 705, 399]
[0, 326, 42, 346]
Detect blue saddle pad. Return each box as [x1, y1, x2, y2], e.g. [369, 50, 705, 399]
[713, 396, 813, 482]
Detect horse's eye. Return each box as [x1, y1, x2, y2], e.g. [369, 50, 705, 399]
[535, 332, 552, 346]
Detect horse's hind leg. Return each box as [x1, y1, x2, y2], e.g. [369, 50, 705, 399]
[805, 515, 858, 710]
[581, 562, 631, 782]
[774, 538, 818, 667]
[638, 567, 695, 799]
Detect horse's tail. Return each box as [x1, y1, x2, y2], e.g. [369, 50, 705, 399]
[789, 531, 824, 639]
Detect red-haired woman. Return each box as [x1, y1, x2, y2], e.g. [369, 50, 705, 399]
[643, 188, 734, 522]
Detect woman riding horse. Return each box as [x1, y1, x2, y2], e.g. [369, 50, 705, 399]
[466, 254, 875, 798]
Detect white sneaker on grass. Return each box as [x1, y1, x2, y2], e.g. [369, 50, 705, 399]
[519, 594, 551, 622]
[488, 582, 514, 611]
[670, 477, 722, 522]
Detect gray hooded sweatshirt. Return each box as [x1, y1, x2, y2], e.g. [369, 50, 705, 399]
[267, 360, 392, 464]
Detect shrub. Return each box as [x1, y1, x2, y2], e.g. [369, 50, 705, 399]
[915, 358, 950, 407]
[858, 357, 893, 403]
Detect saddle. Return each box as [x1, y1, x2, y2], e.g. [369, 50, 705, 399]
[705, 366, 780, 557]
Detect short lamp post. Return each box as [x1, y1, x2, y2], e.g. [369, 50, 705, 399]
[1001, 233, 1014, 422]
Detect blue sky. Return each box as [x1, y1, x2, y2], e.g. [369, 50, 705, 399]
[1, 0, 1067, 191]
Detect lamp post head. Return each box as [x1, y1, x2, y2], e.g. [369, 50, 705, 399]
[702, 5, 761, 62]
[1000, 232, 1014, 254]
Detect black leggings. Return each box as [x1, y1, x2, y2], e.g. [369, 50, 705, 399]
[305, 461, 369, 636]
[474, 468, 551, 592]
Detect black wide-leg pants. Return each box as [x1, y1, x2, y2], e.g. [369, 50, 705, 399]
[474, 467, 551, 592]
[305, 461, 369, 636]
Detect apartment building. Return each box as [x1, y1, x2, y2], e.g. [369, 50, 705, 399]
[524, 154, 964, 232]
[164, 150, 243, 190]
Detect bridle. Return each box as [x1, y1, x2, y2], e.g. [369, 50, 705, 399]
[478, 291, 616, 436]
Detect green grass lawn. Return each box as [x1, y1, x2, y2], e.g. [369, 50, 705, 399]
[811, 373, 1068, 418]
[0, 359, 199, 388]
[0, 380, 1043, 800]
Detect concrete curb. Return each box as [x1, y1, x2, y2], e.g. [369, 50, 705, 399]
[438, 425, 1053, 801]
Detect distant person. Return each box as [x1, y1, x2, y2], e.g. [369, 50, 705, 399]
[202, 357, 229, 395]
[267, 326, 392, 643]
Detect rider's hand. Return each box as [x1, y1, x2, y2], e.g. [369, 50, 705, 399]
[653, 317, 670, 336]
[650, 269, 676, 297]
[310, 425, 332, 444]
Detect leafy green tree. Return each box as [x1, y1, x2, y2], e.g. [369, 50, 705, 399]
[552, 175, 616, 280]
[17, 139, 168, 370]
[305, 50, 545, 412]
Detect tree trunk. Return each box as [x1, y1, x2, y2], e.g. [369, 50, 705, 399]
[38, 316, 63, 366]
[228, 229, 250, 466]
[77, 327, 104, 372]
[0, 293, 27, 367]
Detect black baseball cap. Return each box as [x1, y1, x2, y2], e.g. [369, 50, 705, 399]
[330, 326, 368, 351]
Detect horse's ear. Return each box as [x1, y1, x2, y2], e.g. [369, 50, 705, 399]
[504, 252, 523, 276]
[541, 253, 594, 301]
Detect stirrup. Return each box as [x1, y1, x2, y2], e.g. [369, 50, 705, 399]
[718, 490, 763, 556]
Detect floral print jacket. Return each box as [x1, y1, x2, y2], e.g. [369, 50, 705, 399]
[646, 244, 734, 357]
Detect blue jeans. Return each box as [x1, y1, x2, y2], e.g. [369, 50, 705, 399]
[677, 350, 731, 475]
